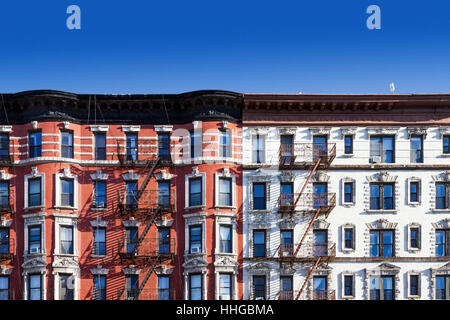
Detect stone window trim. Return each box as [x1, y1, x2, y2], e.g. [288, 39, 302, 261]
[0, 126, 12, 133]
[365, 219, 399, 258]
[90, 169, 109, 181]
[214, 167, 237, 209]
[431, 172, 450, 212]
[54, 168, 79, 210]
[0, 219, 12, 228]
[183, 212, 207, 256]
[406, 270, 421, 299]
[0, 266, 13, 275]
[366, 127, 400, 136]
[122, 265, 141, 275]
[364, 262, 401, 300]
[53, 212, 79, 256]
[341, 177, 356, 207]
[90, 125, 109, 132]
[214, 212, 238, 255]
[341, 224, 356, 252]
[246, 262, 272, 300]
[122, 219, 141, 228]
[154, 125, 173, 133]
[185, 167, 206, 210]
[183, 271, 207, 300]
[248, 178, 271, 213]
[23, 212, 46, 257]
[214, 270, 238, 300]
[406, 223, 421, 252]
[430, 218, 450, 256]
[407, 177, 422, 206]
[430, 262, 450, 300]
[155, 265, 174, 276]
[52, 269, 80, 300]
[90, 218, 108, 228]
[121, 125, 141, 132]
[90, 264, 109, 275]
[248, 227, 270, 258]
[22, 270, 47, 300]
[0, 170, 12, 181]
[365, 171, 399, 214]
[154, 169, 173, 181]
[341, 271, 355, 299]
[407, 127, 428, 139]
[248, 128, 268, 164]
[305, 266, 333, 300]
[122, 170, 140, 181]
[309, 127, 331, 138]
[23, 167, 45, 210]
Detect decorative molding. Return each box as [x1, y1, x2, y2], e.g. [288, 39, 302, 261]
[439, 127, 450, 138]
[312, 171, 330, 183]
[121, 125, 141, 132]
[90, 125, 109, 132]
[309, 127, 331, 137]
[366, 127, 399, 136]
[31, 121, 38, 129]
[0, 266, 13, 275]
[313, 219, 330, 230]
[0, 218, 12, 227]
[122, 170, 140, 181]
[90, 264, 109, 275]
[0, 170, 12, 181]
[155, 265, 174, 275]
[367, 171, 398, 183]
[90, 169, 109, 181]
[222, 120, 229, 129]
[122, 219, 141, 228]
[341, 127, 357, 136]
[22, 256, 48, 274]
[90, 217, 108, 228]
[154, 125, 173, 132]
[432, 218, 450, 229]
[246, 262, 272, 273]
[278, 127, 297, 136]
[0, 126, 12, 132]
[192, 121, 201, 129]
[63, 121, 70, 129]
[407, 127, 428, 138]
[366, 219, 398, 230]
[247, 168, 272, 182]
[122, 265, 141, 275]
[278, 171, 295, 183]
[155, 216, 173, 227]
[432, 171, 450, 182]
[155, 169, 172, 180]
[52, 255, 79, 269]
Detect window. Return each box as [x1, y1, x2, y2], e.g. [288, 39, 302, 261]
[253, 276, 266, 300]
[125, 181, 138, 208]
[0, 228, 9, 254]
[280, 183, 293, 207]
[93, 181, 106, 208]
[0, 133, 9, 161]
[410, 227, 420, 250]
[126, 227, 138, 254]
[28, 274, 42, 300]
[189, 178, 202, 207]
[93, 275, 106, 300]
[313, 276, 328, 300]
[158, 180, 170, 208]
[95, 133, 106, 160]
[219, 178, 232, 207]
[0, 181, 9, 209]
[344, 227, 354, 250]
[126, 133, 138, 161]
[60, 274, 74, 300]
[410, 135, 423, 163]
[280, 230, 293, 256]
[313, 230, 328, 257]
[370, 136, 394, 163]
[28, 225, 41, 254]
[60, 226, 74, 255]
[370, 183, 394, 210]
[189, 274, 202, 300]
[158, 133, 171, 161]
[252, 183, 266, 210]
[125, 275, 139, 300]
[370, 230, 394, 257]
[252, 134, 264, 163]
[436, 276, 450, 300]
[370, 276, 394, 300]
[219, 273, 232, 300]
[219, 225, 232, 253]
[190, 131, 201, 159]
[280, 276, 293, 300]
[93, 228, 106, 256]
[409, 274, 419, 297]
[344, 275, 353, 297]
[410, 182, 419, 203]
[219, 129, 231, 158]
[436, 183, 450, 209]
[29, 131, 42, 158]
[313, 183, 327, 209]
[61, 179, 74, 207]
[158, 276, 170, 300]
[313, 136, 327, 161]
[280, 135, 293, 158]
[158, 228, 170, 254]
[253, 230, 266, 257]
[0, 276, 8, 300]
[344, 182, 353, 203]
[436, 229, 450, 257]
[28, 177, 42, 207]
[189, 225, 202, 254]
[61, 131, 74, 158]
[444, 135, 450, 154]
[344, 135, 353, 154]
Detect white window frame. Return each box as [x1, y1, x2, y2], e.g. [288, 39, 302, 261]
[185, 167, 206, 209]
[341, 178, 356, 206]
[23, 212, 46, 256]
[341, 272, 355, 299]
[55, 168, 78, 210]
[251, 133, 266, 164]
[54, 213, 79, 256]
[407, 223, 421, 252]
[407, 177, 421, 206]
[249, 181, 270, 212]
[215, 167, 236, 209]
[341, 224, 356, 252]
[24, 167, 45, 210]
[407, 271, 421, 299]
[183, 212, 207, 255]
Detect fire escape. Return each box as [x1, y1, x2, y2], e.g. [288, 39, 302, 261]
[116, 141, 175, 300]
[277, 140, 336, 300]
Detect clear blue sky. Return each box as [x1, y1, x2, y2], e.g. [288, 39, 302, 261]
[0, 0, 449, 94]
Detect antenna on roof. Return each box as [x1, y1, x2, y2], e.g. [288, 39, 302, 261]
[390, 82, 395, 94]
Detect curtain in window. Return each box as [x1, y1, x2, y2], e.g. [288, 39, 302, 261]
[219, 274, 231, 300]
[220, 226, 231, 253]
[190, 275, 202, 300]
[60, 226, 73, 254]
[29, 179, 41, 207]
[29, 275, 41, 300]
[219, 178, 231, 206]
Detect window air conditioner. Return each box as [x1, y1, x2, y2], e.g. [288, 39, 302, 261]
[191, 247, 201, 254]
[220, 295, 231, 300]
[30, 247, 40, 254]
[371, 156, 381, 163]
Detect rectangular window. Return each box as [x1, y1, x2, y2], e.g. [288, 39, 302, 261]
[436, 276, 450, 300]
[158, 228, 170, 254]
[344, 275, 353, 297]
[370, 230, 394, 257]
[0, 181, 9, 209]
[280, 135, 293, 158]
[370, 276, 394, 300]
[253, 276, 266, 300]
[93, 227, 106, 256]
[0, 133, 9, 161]
[0, 276, 8, 300]
[409, 274, 419, 296]
[436, 230, 450, 257]
[125, 275, 139, 300]
[61, 178, 74, 207]
[0, 228, 9, 254]
[370, 183, 394, 210]
[370, 136, 394, 163]
[410, 135, 423, 163]
[280, 276, 293, 300]
[252, 134, 264, 163]
[189, 225, 202, 254]
[95, 133, 106, 160]
[219, 225, 232, 253]
[313, 276, 328, 300]
[93, 275, 106, 300]
[313, 183, 327, 209]
[93, 181, 106, 208]
[219, 177, 232, 207]
[189, 178, 202, 207]
[189, 274, 202, 300]
[158, 276, 170, 300]
[344, 228, 354, 250]
[219, 129, 231, 158]
[60, 226, 74, 255]
[410, 227, 420, 249]
[253, 230, 266, 257]
[444, 136, 450, 154]
[126, 227, 138, 254]
[28, 225, 41, 254]
[60, 274, 74, 300]
[158, 180, 170, 207]
[29, 131, 42, 158]
[190, 131, 201, 159]
[436, 183, 450, 209]
[410, 182, 419, 203]
[28, 177, 42, 207]
[28, 274, 42, 300]
[219, 273, 232, 300]
[252, 183, 266, 210]
[280, 230, 293, 256]
[280, 183, 293, 208]
[344, 135, 353, 154]
[126, 133, 138, 161]
[125, 181, 138, 208]
[61, 131, 74, 158]
[344, 182, 353, 203]
[158, 133, 171, 161]
[313, 230, 328, 257]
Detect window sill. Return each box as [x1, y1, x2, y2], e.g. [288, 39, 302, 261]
[407, 248, 421, 253]
[24, 252, 45, 258]
[53, 253, 78, 258]
[432, 209, 450, 213]
[342, 248, 355, 253]
[248, 210, 271, 214]
[91, 254, 107, 259]
[407, 202, 421, 207]
[215, 252, 237, 257]
[91, 207, 108, 211]
[342, 154, 354, 157]
[185, 205, 206, 211]
[408, 295, 421, 299]
[23, 206, 45, 211]
[366, 209, 398, 214]
[342, 295, 355, 300]
[184, 252, 206, 257]
[440, 153, 450, 157]
[342, 202, 355, 207]
[214, 206, 236, 210]
[54, 206, 78, 211]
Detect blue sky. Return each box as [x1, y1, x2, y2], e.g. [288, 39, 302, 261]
[0, 1, 449, 94]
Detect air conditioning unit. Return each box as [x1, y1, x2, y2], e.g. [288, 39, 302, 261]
[191, 247, 201, 254]
[371, 156, 381, 163]
[282, 251, 290, 257]
[220, 295, 231, 300]
[255, 297, 264, 301]
[30, 247, 40, 254]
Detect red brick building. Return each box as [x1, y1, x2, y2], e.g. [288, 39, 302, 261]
[0, 90, 243, 300]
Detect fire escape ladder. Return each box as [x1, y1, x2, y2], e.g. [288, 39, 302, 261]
[130, 209, 159, 256]
[294, 207, 321, 256]
[135, 159, 160, 201]
[292, 158, 322, 213]
[295, 256, 322, 300]
[136, 255, 160, 299]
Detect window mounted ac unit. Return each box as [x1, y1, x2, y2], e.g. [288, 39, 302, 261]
[255, 297, 264, 300]
[371, 156, 381, 163]
[282, 251, 290, 257]
[191, 247, 201, 254]
[220, 295, 231, 300]
[30, 247, 40, 254]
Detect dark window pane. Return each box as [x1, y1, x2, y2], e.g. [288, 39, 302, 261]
[189, 178, 202, 207]
[253, 183, 266, 210]
[29, 132, 42, 158]
[95, 133, 107, 160]
[29, 178, 41, 207]
[61, 132, 74, 158]
[94, 181, 106, 208]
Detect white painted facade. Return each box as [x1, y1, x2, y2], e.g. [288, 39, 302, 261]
[242, 126, 450, 300]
